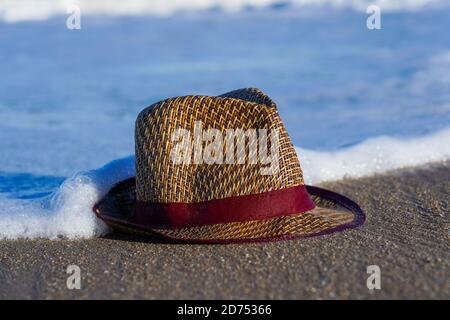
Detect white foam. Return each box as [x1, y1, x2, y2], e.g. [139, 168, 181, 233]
[1, 128, 449, 239]
[0, 0, 447, 22]
[0, 156, 135, 239]
[298, 127, 450, 184]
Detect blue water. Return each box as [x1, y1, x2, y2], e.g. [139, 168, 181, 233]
[0, 6, 449, 238]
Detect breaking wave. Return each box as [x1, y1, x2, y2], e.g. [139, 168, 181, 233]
[0, 0, 448, 22]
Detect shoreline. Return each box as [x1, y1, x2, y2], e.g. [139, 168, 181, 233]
[0, 163, 448, 299]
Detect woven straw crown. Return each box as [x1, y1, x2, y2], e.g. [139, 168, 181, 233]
[94, 88, 365, 243]
[134, 88, 304, 203]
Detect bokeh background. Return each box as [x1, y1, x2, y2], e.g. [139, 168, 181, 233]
[0, 0, 449, 238]
[1, 0, 449, 176]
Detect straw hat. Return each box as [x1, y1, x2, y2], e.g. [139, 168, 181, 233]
[94, 88, 364, 243]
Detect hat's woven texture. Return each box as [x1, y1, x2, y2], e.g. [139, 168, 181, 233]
[135, 88, 304, 203]
[154, 205, 353, 241]
[96, 178, 357, 242]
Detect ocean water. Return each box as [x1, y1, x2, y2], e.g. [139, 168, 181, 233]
[0, 0, 449, 239]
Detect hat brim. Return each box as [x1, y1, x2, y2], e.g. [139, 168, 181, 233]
[94, 178, 365, 244]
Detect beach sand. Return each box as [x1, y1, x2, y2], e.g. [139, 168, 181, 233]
[0, 164, 448, 299]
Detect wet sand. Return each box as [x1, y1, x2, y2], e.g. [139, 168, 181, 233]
[0, 164, 448, 299]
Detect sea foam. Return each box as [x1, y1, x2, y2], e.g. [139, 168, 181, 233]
[0, 156, 135, 239]
[0, 0, 448, 22]
[0, 128, 449, 239]
[299, 127, 450, 184]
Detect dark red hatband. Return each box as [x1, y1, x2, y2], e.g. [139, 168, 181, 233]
[132, 184, 315, 229]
